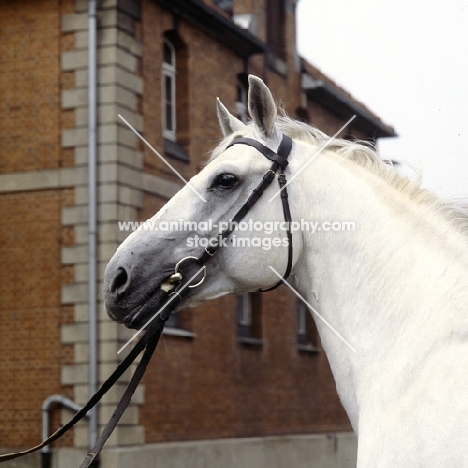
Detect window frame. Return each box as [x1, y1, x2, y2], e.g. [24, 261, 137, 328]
[162, 38, 177, 142]
[237, 293, 263, 346]
[297, 299, 319, 352]
[235, 77, 248, 123]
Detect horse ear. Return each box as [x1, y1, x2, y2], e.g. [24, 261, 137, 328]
[217, 98, 246, 137]
[247, 75, 277, 139]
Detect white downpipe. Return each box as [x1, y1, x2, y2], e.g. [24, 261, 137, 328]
[41, 395, 86, 467]
[87, 0, 98, 451]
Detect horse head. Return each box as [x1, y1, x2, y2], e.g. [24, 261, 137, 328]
[104, 76, 303, 329]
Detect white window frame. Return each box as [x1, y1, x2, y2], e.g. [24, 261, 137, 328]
[297, 300, 318, 351]
[238, 293, 252, 327]
[162, 38, 176, 141]
[297, 301, 307, 339]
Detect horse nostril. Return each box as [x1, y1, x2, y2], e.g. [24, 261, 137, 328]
[111, 267, 130, 297]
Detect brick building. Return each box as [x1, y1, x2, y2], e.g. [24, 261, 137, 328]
[0, 1, 395, 467]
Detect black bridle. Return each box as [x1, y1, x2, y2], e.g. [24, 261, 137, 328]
[195, 133, 294, 290]
[0, 133, 294, 467]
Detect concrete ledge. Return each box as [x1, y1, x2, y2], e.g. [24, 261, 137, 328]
[62, 13, 88, 32]
[61, 363, 88, 385]
[100, 84, 138, 110]
[62, 87, 87, 109]
[73, 382, 145, 407]
[0, 449, 39, 468]
[62, 282, 88, 304]
[75, 103, 144, 131]
[62, 50, 88, 71]
[75, 30, 143, 58]
[98, 46, 137, 73]
[75, 144, 144, 168]
[92, 433, 358, 468]
[62, 127, 88, 147]
[143, 173, 183, 199]
[62, 205, 88, 226]
[62, 322, 89, 344]
[0, 167, 86, 193]
[105, 424, 145, 447]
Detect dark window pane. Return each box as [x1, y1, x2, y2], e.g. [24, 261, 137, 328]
[165, 75, 173, 131]
[163, 42, 172, 65]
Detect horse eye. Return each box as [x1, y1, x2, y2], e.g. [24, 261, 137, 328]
[213, 173, 238, 190]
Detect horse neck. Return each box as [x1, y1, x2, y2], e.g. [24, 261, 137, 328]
[289, 146, 468, 431]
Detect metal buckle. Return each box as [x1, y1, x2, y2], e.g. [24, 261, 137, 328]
[263, 169, 275, 181]
[205, 246, 216, 257]
[174, 256, 207, 288]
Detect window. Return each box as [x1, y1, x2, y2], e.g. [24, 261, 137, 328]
[163, 309, 194, 338]
[162, 38, 176, 141]
[212, 0, 233, 14]
[267, 0, 286, 60]
[161, 32, 190, 162]
[297, 299, 319, 352]
[237, 292, 263, 345]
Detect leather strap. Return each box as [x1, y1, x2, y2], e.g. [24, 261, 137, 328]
[0, 288, 187, 466]
[226, 137, 290, 169]
[79, 322, 162, 467]
[197, 134, 294, 290]
[0, 333, 147, 464]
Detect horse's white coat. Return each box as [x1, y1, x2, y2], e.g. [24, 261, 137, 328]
[113, 76, 468, 467]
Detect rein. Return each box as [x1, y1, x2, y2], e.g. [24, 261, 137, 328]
[0, 281, 190, 468]
[0, 133, 293, 466]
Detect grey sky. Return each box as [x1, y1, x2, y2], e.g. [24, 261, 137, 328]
[297, 0, 468, 199]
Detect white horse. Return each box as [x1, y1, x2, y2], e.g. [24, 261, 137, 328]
[104, 76, 468, 467]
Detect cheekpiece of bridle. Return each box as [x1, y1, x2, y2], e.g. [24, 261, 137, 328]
[0, 133, 293, 467]
[194, 133, 294, 291]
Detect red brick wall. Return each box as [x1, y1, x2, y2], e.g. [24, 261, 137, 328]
[140, 291, 350, 443]
[0, 0, 75, 448]
[0, 1, 62, 172]
[0, 191, 74, 447]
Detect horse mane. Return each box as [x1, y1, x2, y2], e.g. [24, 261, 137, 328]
[210, 115, 468, 238]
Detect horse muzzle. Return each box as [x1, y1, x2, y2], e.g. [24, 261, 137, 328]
[104, 250, 206, 329]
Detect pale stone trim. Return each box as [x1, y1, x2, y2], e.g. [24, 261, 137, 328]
[76, 144, 144, 167]
[0, 167, 87, 193]
[143, 173, 183, 199]
[62, 322, 89, 344]
[62, 87, 87, 108]
[72, 383, 145, 408]
[59, 1, 146, 448]
[62, 283, 88, 304]
[61, 49, 88, 71]
[62, 13, 88, 32]
[62, 205, 88, 226]
[62, 364, 89, 385]
[90, 433, 358, 468]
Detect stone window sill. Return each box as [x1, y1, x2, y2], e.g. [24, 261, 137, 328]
[163, 327, 195, 339]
